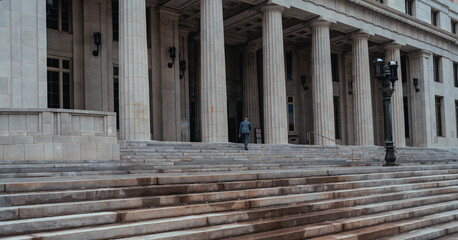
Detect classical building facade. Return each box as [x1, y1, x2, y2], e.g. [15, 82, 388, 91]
[0, 0, 457, 160]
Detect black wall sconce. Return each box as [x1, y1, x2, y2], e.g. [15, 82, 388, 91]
[413, 77, 420, 92]
[167, 47, 176, 68]
[179, 60, 186, 79]
[92, 32, 102, 57]
[301, 75, 308, 90]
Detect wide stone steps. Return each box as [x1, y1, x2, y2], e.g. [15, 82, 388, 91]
[1, 166, 458, 239]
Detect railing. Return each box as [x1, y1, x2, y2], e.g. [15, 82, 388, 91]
[306, 131, 361, 162]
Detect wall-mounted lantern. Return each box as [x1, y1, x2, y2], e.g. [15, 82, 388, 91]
[92, 32, 102, 57]
[413, 77, 420, 92]
[301, 75, 307, 90]
[167, 47, 176, 68]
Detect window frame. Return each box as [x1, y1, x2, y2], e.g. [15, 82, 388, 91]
[46, 0, 73, 33]
[112, 0, 119, 42]
[287, 96, 295, 133]
[47, 57, 73, 109]
[452, 20, 457, 34]
[435, 96, 445, 137]
[113, 66, 120, 129]
[433, 55, 442, 83]
[405, 0, 414, 16]
[454, 62, 458, 88]
[431, 9, 439, 27]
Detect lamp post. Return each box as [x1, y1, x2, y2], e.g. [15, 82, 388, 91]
[373, 58, 398, 166]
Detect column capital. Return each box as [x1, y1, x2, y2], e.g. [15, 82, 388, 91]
[260, 4, 284, 13]
[407, 49, 433, 58]
[310, 19, 332, 28]
[352, 32, 371, 40]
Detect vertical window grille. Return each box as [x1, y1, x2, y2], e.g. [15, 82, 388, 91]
[287, 96, 295, 132]
[405, 0, 413, 16]
[112, 0, 119, 42]
[331, 53, 339, 82]
[114, 66, 120, 129]
[431, 10, 438, 26]
[454, 63, 458, 88]
[436, 96, 444, 137]
[333, 96, 340, 140]
[433, 56, 441, 83]
[456, 100, 458, 138]
[403, 97, 410, 138]
[47, 57, 72, 109]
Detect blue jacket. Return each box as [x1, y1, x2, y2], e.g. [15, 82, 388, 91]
[239, 121, 251, 134]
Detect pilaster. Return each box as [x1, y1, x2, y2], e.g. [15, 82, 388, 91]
[384, 43, 406, 147]
[200, 0, 228, 142]
[243, 45, 261, 143]
[119, 0, 151, 140]
[352, 33, 374, 146]
[261, 4, 288, 144]
[311, 20, 335, 145]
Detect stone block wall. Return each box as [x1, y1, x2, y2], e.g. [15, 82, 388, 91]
[0, 109, 119, 161]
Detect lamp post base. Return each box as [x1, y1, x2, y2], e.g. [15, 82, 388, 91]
[384, 142, 397, 166]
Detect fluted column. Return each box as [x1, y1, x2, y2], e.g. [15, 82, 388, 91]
[311, 20, 335, 145]
[119, 0, 151, 140]
[352, 33, 374, 145]
[385, 43, 406, 147]
[262, 5, 288, 144]
[200, 0, 228, 142]
[243, 45, 261, 143]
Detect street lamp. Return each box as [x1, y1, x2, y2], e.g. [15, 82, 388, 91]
[373, 58, 398, 166]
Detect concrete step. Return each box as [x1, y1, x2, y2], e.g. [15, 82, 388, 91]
[435, 232, 458, 240]
[1, 189, 455, 237]
[381, 221, 458, 240]
[115, 201, 458, 240]
[2, 171, 456, 207]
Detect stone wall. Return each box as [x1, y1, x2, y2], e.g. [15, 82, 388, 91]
[0, 109, 119, 161]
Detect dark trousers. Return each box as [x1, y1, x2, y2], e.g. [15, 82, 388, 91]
[242, 133, 250, 149]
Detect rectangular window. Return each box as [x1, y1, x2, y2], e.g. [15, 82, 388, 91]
[112, 0, 119, 42]
[454, 63, 458, 88]
[46, 0, 72, 33]
[456, 100, 458, 138]
[47, 57, 72, 109]
[331, 53, 339, 82]
[403, 97, 410, 138]
[287, 96, 295, 132]
[405, 0, 413, 16]
[333, 96, 340, 140]
[452, 20, 457, 34]
[114, 66, 120, 129]
[286, 52, 293, 80]
[374, 0, 383, 3]
[431, 10, 438, 26]
[433, 56, 441, 83]
[401, 55, 407, 83]
[436, 96, 444, 137]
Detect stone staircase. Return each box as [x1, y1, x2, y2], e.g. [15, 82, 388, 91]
[1, 165, 458, 239]
[1, 141, 457, 178]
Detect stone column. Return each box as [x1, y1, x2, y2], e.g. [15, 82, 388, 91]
[200, 0, 228, 142]
[243, 45, 261, 143]
[261, 5, 288, 144]
[0, 0, 47, 108]
[119, 0, 151, 140]
[384, 43, 406, 147]
[352, 33, 374, 145]
[311, 20, 335, 145]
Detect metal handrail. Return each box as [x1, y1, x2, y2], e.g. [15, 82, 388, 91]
[306, 131, 362, 162]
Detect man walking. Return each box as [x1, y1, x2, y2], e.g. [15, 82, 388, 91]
[239, 117, 252, 150]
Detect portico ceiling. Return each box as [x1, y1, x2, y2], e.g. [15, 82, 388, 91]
[157, 0, 383, 49]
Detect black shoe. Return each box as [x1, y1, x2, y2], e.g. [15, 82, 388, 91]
[245, 147, 248, 150]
